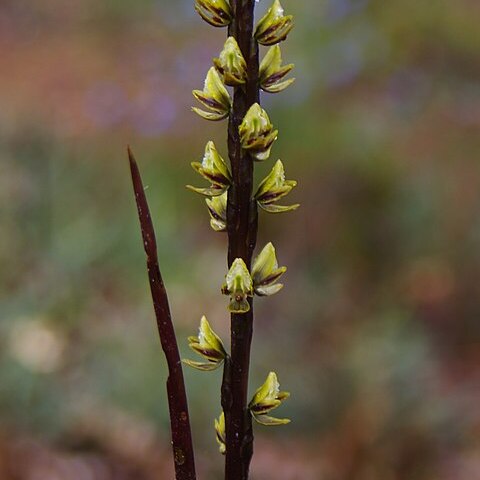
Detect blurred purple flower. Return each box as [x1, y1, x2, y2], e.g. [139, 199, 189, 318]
[326, 0, 369, 24]
[324, 38, 364, 88]
[84, 82, 128, 129]
[175, 44, 216, 88]
[387, 68, 431, 117]
[131, 93, 178, 137]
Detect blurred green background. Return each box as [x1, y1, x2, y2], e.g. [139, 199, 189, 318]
[1, 0, 479, 478]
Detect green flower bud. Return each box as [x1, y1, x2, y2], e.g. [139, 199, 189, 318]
[239, 103, 278, 161]
[206, 191, 227, 232]
[249, 372, 290, 425]
[259, 45, 295, 93]
[221, 258, 253, 313]
[183, 316, 227, 371]
[195, 0, 232, 27]
[187, 141, 232, 196]
[213, 37, 248, 87]
[214, 411, 226, 454]
[251, 242, 286, 296]
[255, 160, 299, 213]
[255, 0, 293, 46]
[192, 67, 232, 121]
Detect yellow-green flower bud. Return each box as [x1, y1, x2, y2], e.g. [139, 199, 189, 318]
[183, 316, 227, 371]
[206, 191, 227, 232]
[214, 411, 226, 454]
[259, 45, 295, 93]
[249, 372, 290, 425]
[192, 67, 232, 121]
[195, 0, 232, 27]
[187, 141, 231, 196]
[255, 160, 299, 213]
[213, 37, 248, 87]
[251, 242, 286, 296]
[239, 103, 278, 161]
[221, 258, 253, 313]
[255, 0, 293, 46]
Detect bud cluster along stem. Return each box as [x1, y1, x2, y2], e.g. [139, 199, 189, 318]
[129, 1, 297, 479]
[190, 1, 297, 479]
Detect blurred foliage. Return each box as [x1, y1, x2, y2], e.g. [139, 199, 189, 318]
[0, 0, 479, 479]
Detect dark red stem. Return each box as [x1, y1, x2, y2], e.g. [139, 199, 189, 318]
[222, 1, 259, 479]
[128, 147, 196, 480]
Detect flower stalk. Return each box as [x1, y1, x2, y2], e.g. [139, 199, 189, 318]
[222, 2, 260, 478]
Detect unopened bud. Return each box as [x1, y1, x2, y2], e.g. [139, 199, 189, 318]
[214, 412, 226, 454]
[195, 0, 232, 27]
[183, 316, 227, 371]
[255, 0, 293, 46]
[221, 258, 253, 313]
[251, 242, 286, 296]
[239, 103, 278, 161]
[214, 37, 248, 87]
[249, 372, 290, 425]
[187, 141, 231, 196]
[255, 160, 299, 213]
[192, 67, 231, 121]
[259, 45, 295, 93]
[206, 191, 228, 232]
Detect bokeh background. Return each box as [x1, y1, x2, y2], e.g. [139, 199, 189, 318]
[1, 0, 479, 478]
